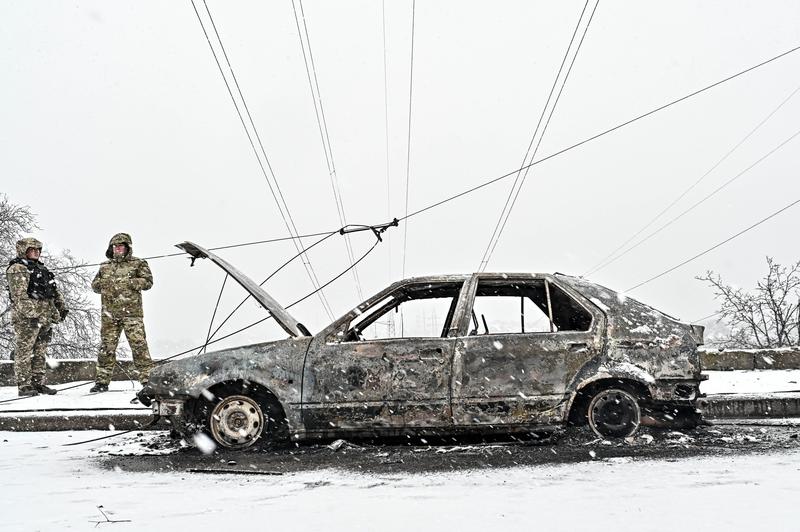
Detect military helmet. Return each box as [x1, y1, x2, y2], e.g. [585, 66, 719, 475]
[15, 237, 43, 259]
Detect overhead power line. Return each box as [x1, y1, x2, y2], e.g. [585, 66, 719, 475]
[291, 0, 364, 301]
[583, 83, 800, 277]
[401, 0, 416, 279]
[692, 310, 724, 323]
[478, 0, 599, 272]
[382, 0, 392, 286]
[50, 229, 340, 271]
[191, 0, 335, 320]
[584, 125, 800, 277]
[400, 43, 800, 223]
[54, 43, 800, 274]
[625, 198, 800, 293]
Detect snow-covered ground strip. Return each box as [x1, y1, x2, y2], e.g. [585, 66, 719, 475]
[701, 370, 800, 395]
[0, 431, 797, 531]
[0, 381, 143, 412]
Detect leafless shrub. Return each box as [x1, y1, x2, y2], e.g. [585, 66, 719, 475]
[697, 257, 800, 349]
[0, 194, 100, 359]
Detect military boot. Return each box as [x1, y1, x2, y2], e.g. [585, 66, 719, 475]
[89, 383, 109, 393]
[18, 385, 39, 397]
[32, 383, 58, 395]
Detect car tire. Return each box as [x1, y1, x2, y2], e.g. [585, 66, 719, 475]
[587, 388, 641, 439]
[205, 394, 267, 451]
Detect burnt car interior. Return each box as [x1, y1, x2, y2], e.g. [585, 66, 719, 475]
[342, 282, 463, 341]
[471, 280, 592, 334]
[337, 278, 593, 342]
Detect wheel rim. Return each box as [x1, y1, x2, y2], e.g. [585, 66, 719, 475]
[588, 388, 641, 439]
[209, 395, 265, 450]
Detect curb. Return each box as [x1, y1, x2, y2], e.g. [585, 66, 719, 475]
[0, 410, 158, 432]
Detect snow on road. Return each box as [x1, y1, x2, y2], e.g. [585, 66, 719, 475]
[0, 381, 142, 412]
[0, 430, 798, 532]
[701, 369, 800, 395]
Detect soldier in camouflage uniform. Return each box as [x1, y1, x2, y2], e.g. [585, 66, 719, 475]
[6, 238, 68, 396]
[90, 233, 153, 393]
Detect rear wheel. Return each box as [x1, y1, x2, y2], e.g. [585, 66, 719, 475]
[587, 388, 641, 439]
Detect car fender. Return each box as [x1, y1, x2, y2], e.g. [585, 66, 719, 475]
[563, 361, 657, 420]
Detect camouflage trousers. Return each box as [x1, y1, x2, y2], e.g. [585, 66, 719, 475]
[12, 316, 52, 387]
[96, 316, 152, 385]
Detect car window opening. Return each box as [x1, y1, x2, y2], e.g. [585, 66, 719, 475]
[472, 279, 591, 334]
[343, 282, 463, 341]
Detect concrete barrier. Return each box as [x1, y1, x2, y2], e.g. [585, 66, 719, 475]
[698, 393, 800, 419]
[0, 359, 157, 387]
[700, 348, 800, 371]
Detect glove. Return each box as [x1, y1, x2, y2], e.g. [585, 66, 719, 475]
[59, 308, 69, 322]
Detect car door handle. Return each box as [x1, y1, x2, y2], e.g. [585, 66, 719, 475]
[420, 347, 443, 354]
[569, 342, 588, 352]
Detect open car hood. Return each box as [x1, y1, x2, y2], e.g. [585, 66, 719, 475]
[177, 241, 311, 338]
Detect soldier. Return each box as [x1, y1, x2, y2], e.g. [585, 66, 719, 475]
[6, 238, 68, 396]
[90, 233, 153, 393]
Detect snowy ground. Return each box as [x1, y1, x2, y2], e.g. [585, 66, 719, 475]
[0, 372, 799, 530]
[1, 430, 799, 531]
[700, 369, 800, 395]
[0, 380, 142, 411]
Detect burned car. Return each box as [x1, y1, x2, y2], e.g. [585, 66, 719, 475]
[139, 242, 706, 450]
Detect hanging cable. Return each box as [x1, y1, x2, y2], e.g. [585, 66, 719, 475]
[585, 126, 800, 277]
[625, 197, 800, 293]
[291, 0, 364, 301]
[401, 0, 416, 279]
[382, 0, 393, 288]
[478, 0, 595, 271]
[583, 84, 800, 278]
[200, 273, 228, 354]
[52, 230, 339, 271]
[59, 227, 393, 447]
[155, 224, 390, 365]
[191, 0, 335, 320]
[199, 230, 339, 348]
[0, 228, 357, 407]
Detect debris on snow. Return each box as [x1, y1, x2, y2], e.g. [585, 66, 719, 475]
[327, 439, 348, 451]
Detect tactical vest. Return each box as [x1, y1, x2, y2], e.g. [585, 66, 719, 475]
[6, 258, 58, 300]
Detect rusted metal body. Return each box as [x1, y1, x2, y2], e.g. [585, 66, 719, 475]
[140, 242, 705, 444]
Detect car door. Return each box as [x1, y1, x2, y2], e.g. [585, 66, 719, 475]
[302, 279, 468, 433]
[451, 275, 602, 428]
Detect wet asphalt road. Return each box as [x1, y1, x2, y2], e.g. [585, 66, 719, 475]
[100, 423, 800, 475]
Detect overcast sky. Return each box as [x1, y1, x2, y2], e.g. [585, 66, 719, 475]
[2, 0, 799, 355]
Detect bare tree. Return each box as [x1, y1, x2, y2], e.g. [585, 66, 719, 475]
[0, 194, 100, 359]
[698, 257, 800, 349]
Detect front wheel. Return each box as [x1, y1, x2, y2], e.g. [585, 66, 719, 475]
[207, 394, 266, 450]
[587, 388, 641, 439]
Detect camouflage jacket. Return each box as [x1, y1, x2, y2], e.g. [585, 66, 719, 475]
[92, 234, 153, 319]
[6, 238, 65, 323]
